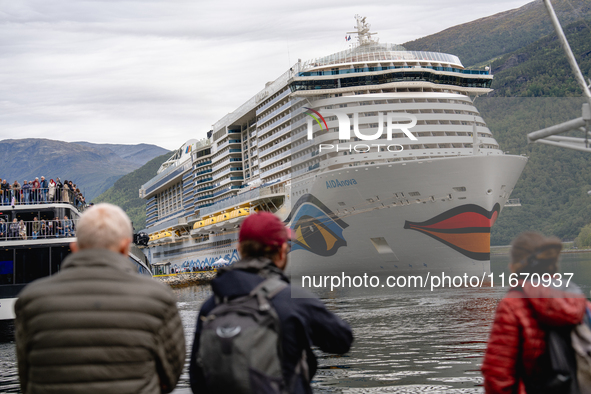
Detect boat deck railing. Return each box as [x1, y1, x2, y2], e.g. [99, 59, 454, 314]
[198, 185, 286, 217]
[0, 218, 78, 242]
[0, 188, 87, 211]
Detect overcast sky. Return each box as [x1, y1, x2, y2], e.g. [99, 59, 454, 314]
[0, 0, 534, 150]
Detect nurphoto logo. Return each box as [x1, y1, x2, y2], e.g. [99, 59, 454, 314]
[305, 107, 418, 153]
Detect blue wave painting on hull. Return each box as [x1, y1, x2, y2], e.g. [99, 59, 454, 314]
[170, 249, 240, 271]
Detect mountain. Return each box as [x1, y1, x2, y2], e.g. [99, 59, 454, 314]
[404, 0, 591, 67]
[72, 142, 167, 167]
[93, 152, 172, 230]
[0, 139, 168, 201]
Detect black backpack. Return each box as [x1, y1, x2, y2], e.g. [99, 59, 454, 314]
[513, 285, 585, 394]
[197, 276, 304, 394]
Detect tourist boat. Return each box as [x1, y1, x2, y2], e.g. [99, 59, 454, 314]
[139, 16, 527, 286]
[0, 190, 151, 320]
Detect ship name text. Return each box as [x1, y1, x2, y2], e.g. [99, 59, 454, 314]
[326, 179, 358, 189]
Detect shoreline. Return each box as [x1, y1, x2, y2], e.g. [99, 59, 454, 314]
[154, 271, 216, 288]
[491, 245, 591, 255]
[154, 247, 591, 287]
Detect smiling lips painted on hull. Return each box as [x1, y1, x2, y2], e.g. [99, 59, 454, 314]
[404, 204, 500, 261]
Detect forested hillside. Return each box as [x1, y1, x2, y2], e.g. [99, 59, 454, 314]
[404, 0, 591, 67]
[93, 152, 171, 230]
[478, 20, 591, 244]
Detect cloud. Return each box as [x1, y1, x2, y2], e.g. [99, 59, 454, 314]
[0, 0, 533, 150]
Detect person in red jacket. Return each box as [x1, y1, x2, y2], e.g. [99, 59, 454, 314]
[481, 232, 587, 394]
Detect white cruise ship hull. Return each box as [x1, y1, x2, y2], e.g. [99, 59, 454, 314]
[145, 154, 527, 284]
[287, 154, 527, 284]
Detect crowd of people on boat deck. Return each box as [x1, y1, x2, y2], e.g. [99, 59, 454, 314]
[0, 176, 87, 208]
[0, 215, 75, 241]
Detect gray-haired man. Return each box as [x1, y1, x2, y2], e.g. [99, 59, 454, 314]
[15, 203, 185, 394]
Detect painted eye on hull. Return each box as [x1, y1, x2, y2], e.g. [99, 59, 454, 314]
[404, 203, 500, 261]
[288, 194, 348, 257]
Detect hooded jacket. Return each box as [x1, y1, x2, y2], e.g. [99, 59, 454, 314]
[481, 281, 587, 394]
[189, 258, 353, 394]
[15, 248, 185, 394]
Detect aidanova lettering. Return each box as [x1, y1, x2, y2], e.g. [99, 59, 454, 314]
[326, 179, 358, 189]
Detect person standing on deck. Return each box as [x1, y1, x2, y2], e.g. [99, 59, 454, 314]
[39, 176, 48, 203]
[1, 180, 11, 205]
[55, 178, 63, 202]
[31, 178, 39, 204]
[0, 219, 6, 240]
[12, 180, 21, 205]
[31, 217, 40, 240]
[22, 181, 31, 204]
[48, 179, 56, 202]
[15, 203, 185, 394]
[9, 218, 18, 239]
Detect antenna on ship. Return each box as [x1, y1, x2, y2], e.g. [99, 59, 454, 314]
[347, 15, 379, 46]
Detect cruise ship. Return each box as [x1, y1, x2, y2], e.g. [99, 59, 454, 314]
[140, 16, 527, 284]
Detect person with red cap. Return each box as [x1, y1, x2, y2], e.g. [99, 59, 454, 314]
[189, 211, 353, 394]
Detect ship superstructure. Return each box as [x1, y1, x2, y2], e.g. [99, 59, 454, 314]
[140, 16, 527, 281]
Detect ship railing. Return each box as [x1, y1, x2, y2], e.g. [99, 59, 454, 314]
[256, 89, 291, 116]
[257, 101, 292, 125]
[301, 48, 462, 70]
[505, 198, 522, 207]
[259, 125, 292, 149]
[0, 218, 79, 242]
[141, 157, 191, 191]
[199, 185, 286, 217]
[259, 137, 292, 156]
[297, 64, 489, 77]
[257, 113, 292, 137]
[0, 188, 87, 211]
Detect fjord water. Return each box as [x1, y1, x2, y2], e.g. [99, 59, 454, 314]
[2, 252, 591, 393]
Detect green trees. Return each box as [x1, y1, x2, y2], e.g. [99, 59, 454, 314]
[575, 223, 591, 248]
[92, 152, 171, 230]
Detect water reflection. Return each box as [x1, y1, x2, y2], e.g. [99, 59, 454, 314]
[0, 252, 590, 393]
[0, 321, 19, 393]
[306, 289, 502, 392]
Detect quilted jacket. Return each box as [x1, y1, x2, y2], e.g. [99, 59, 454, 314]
[15, 248, 185, 394]
[481, 281, 587, 394]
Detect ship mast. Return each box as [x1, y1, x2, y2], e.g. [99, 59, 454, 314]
[347, 15, 379, 46]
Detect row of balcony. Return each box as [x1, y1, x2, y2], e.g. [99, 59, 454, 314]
[257, 100, 292, 126]
[196, 177, 213, 185]
[260, 137, 292, 156]
[256, 89, 291, 116]
[259, 124, 292, 149]
[257, 112, 292, 137]
[195, 160, 212, 169]
[260, 149, 291, 168]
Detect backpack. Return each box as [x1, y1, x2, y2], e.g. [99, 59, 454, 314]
[513, 286, 591, 394]
[572, 307, 591, 394]
[197, 276, 297, 394]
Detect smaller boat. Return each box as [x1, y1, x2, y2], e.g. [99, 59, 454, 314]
[0, 188, 151, 321]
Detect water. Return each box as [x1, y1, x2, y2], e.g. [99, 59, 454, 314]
[2, 252, 591, 393]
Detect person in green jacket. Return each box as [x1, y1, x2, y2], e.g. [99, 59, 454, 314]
[31, 216, 40, 240]
[15, 203, 185, 394]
